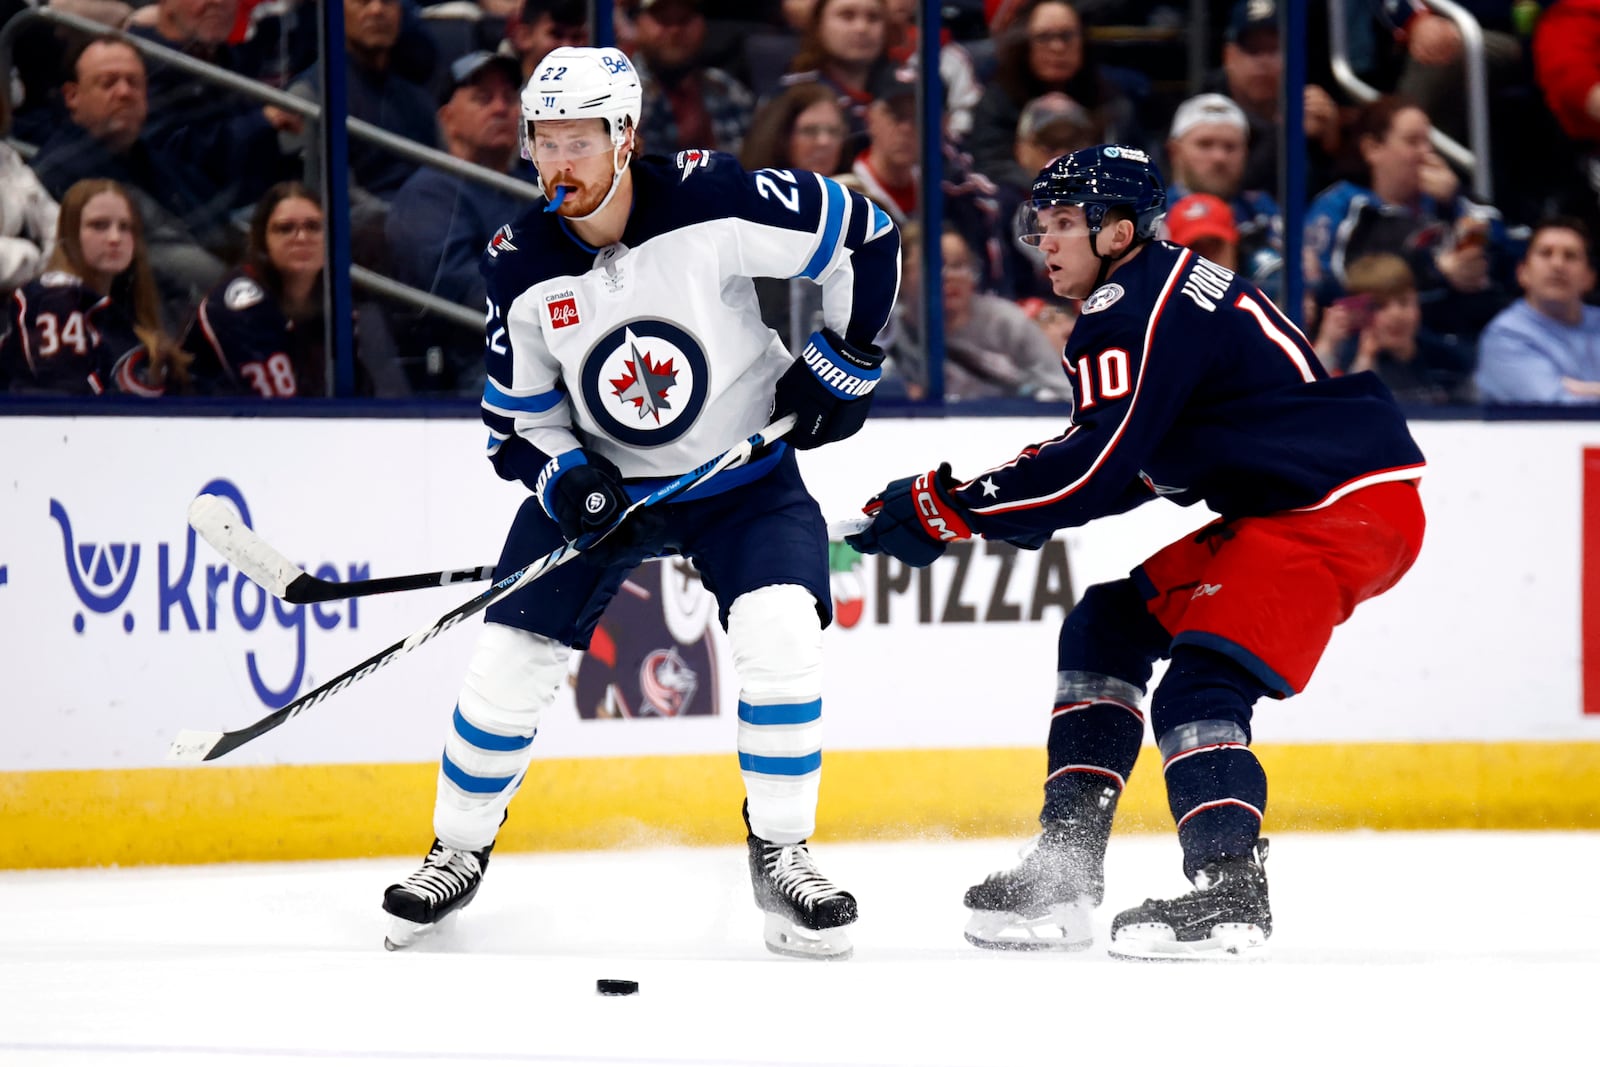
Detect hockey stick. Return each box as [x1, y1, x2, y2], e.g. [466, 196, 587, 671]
[169, 414, 797, 763]
[188, 494, 495, 604]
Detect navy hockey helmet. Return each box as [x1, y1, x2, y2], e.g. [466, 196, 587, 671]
[1020, 144, 1167, 245]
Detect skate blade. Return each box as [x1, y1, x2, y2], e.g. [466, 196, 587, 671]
[762, 912, 854, 961]
[963, 901, 1094, 952]
[382, 910, 458, 952]
[1107, 921, 1268, 962]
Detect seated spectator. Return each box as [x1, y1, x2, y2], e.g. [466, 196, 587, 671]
[1312, 252, 1474, 404]
[1164, 94, 1281, 290]
[841, 67, 1004, 291]
[633, 0, 754, 156]
[125, 0, 303, 209]
[967, 0, 1142, 192]
[287, 0, 441, 203]
[1205, 0, 1340, 196]
[0, 86, 60, 290]
[1476, 217, 1600, 404]
[741, 81, 851, 175]
[1166, 192, 1241, 270]
[1306, 95, 1511, 342]
[29, 35, 233, 314]
[387, 51, 534, 392]
[184, 181, 409, 397]
[501, 0, 590, 86]
[883, 0, 982, 140]
[775, 0, 894, 160]
[888, 223, 1069, 401]
[0, 178, 188, 396]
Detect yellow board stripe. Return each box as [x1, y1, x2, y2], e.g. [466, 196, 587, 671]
[4, 741, 1600, 869]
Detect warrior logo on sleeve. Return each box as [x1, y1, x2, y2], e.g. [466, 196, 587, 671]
[580, 318, 710, 445]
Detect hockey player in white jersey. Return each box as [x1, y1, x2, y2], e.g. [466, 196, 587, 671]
[381, 46, 900, 959]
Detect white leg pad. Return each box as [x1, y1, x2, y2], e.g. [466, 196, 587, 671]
[728, 584, 824, 845]
[434, 623, 568, 850]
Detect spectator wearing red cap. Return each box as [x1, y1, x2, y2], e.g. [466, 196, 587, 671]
[1166, 192, 1241, 271]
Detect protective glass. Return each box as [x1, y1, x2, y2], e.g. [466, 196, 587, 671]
[1016, 200, 1092, 246]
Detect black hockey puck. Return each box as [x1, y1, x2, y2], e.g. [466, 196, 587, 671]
[596, 979, 639, 996]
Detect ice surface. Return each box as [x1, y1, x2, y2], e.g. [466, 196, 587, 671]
[1, 832, 1595, 1066]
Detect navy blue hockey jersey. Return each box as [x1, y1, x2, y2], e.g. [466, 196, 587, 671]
[0, 271, 162, 396]
[478, 152, 900, 493]
[184, 269, 321, 397]
[955, 242, 1427, 542]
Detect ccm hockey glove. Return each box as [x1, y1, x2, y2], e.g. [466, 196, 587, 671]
[845, 463, 974, 567]
[772, 327, 885, 449]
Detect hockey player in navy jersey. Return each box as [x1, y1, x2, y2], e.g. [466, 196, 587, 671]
[848, 145, 1426, 960]
[381, 46, 900, 959]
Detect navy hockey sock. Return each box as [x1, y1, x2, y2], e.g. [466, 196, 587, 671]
[1151, 646, 1271, 880]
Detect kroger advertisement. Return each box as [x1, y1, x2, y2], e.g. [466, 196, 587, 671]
[2, 415, 1598, 773]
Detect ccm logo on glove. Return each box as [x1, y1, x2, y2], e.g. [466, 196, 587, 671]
[914, 470, 972, 542]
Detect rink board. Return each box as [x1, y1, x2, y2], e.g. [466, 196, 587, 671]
[3, 414, 1600, 867]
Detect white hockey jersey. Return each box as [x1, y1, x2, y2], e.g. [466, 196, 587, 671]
[478, 151, 901, 495]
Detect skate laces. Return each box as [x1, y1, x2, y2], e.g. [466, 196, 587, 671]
[764, 844, 843, 908]
[398, 845, 482, 905]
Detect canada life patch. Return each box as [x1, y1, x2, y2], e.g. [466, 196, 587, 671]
[1082, 282, 1125, 314]
[546, 291, 580, 329]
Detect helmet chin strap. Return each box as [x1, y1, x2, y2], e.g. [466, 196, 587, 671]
[1087, 228, 1143, 291]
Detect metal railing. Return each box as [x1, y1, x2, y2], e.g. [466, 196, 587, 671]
[0, 4, 535, 329]
[1326, 0, 1493, 202]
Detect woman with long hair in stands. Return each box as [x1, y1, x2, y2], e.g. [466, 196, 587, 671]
[0, 178, 188, 396]
[741, 81, 851, 176]
[777, 0, 892, 158]
[184, 180, 407, 398]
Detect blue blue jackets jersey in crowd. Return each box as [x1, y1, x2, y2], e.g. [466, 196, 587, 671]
[478, 151, 899, 495]
[951, 241, 1427, 542]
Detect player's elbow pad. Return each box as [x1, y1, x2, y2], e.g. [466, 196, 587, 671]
[773, 328, 884, 450]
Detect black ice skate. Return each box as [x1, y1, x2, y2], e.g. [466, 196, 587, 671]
[382, 838, 495, 951]
[747, 835, 858, 960]
[1108, 839, 1271, 961]
[963, 815, 1109, 952]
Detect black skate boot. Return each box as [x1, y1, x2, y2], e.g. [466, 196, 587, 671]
[1109, 839, 1271, 961]
[747, 834, 858, 960]
[963, 807, 1112, 951]
[382, 838, 496, 951]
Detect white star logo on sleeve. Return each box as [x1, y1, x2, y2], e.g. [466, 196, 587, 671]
[980, 477, 1000, 498]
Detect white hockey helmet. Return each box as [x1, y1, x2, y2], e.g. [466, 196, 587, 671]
[520, 46, 642, 156]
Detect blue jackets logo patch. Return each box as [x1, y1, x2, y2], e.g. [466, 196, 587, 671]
[1082, 283, 1125, 314]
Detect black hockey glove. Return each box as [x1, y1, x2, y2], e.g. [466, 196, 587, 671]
[538, 450, 661, 566]
[845, 463, 974, 567]
[772, 327, 885, 450]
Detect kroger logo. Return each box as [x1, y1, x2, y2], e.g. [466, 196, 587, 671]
[49, 477, 368, 710]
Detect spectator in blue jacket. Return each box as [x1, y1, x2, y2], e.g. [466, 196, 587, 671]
[127, 0, 303, 210]
[386, 51, 535, 393]
[1477, 217, 1600, 404]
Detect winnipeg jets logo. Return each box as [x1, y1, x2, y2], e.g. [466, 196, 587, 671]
[675, 149, 714, 181]
[609, 328, 678, 423]
[581, 319, 709, 446]
[487, 224, 517, 258]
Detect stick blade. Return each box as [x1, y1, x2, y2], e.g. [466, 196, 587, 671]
[187, 494, 301, 597]
[168, 729, 225, 762]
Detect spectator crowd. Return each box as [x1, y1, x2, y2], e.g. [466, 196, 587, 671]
[3, 0, 1600, 406]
